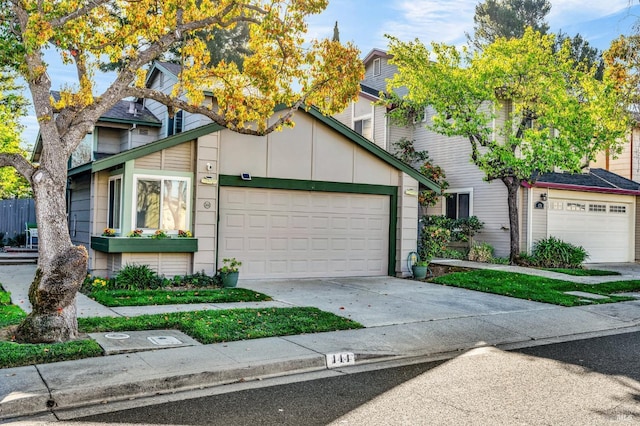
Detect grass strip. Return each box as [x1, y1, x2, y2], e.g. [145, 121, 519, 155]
[88, 288, 272, 307]
[79, 307, 363, 344]
[546, 268, 621, 277]
[0, 305, 26, 328]
[432, 270, 640, 306]
[0, 339, 103, 369]
[0, 288, 26, 328]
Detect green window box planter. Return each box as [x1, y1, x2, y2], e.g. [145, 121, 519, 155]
[91, 236, 198, 253]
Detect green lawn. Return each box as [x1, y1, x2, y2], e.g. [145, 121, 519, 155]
[88, 288, 272, 307]
[432, 269, 640, 306]
[0, 286, 26, 328]
[1, 284, 362, 368]
[77, 307, 361, 344]
[0, 339, 103, 369]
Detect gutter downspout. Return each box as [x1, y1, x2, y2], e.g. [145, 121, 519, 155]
[631, 131, 634, 181]
[527, 186, 533, 254]
[128, 123, 137, 150]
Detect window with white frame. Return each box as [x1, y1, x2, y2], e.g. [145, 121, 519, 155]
[413, 107, 428, 124]
[444, 191, 471, 219]
[372, 58, 381, 76]
[134, 175, 190, 232]
[167, 110, 184, 137]
[354, 117, 373, 140]
[107, 176, 123, 231]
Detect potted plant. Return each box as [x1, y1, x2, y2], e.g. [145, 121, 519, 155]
[218, 257, 242, 288]
[412, 260, 430, 279]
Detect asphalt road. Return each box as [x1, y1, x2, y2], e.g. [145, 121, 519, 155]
[68, 331, 640, 426]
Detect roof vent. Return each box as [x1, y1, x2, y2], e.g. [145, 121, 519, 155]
[128, 101, 139, 117]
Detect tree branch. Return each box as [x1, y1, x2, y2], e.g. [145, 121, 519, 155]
[0, 153, 36, 181]
[48, 0, 112, 29]
[125, 86, 309, 136]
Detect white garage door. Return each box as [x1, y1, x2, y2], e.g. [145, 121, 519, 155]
[547, 197, 633, 263]
[218, 187, 390, 278]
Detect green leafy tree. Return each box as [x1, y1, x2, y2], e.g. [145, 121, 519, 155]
[0, 0, 363, 343]
[468, 0, 603, 79]
[604, 34, 640, 110]
[384, 28, 628, 262]
[555, 31, 604, 80]
[0, 73, 30, 199]
[390, 138, 448, 207]
[466, 0, 551, 49]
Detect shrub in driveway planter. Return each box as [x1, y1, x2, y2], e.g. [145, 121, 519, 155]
[114, 263, 166, 290]
[468, 242, 494, 263]
[531, 237, 588, 268]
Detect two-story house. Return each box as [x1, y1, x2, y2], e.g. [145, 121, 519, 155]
[334, 49, 640, 263]
[36, 62, 439, 279]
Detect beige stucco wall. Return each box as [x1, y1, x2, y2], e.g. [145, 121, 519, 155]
[219, 112, 397, 186]
[192, 133, 219, 275]
[218, 111, 419, 276]
[396, 173, 419, 276]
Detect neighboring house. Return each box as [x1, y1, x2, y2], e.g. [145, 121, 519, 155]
[334, 49, 640, 262]
[34, 62, 438, 279]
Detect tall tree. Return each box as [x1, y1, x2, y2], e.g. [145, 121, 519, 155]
[0, 0, 363, 343]
[555, 31, 604, 80]
[604, 34, 640, 112]
[0, 73, 31, 199]
[468, 0, 604, 78]
[467, 0, 551, 49]
[384, 28, 628, 262]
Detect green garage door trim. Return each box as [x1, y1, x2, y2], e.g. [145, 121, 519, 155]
[218, 175, 398, 276]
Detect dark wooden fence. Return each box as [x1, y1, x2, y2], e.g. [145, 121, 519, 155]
[0, 198, 36, 243]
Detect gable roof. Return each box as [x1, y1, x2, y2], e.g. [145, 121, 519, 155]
[360, 83, 382, 101]
[145, 61, 182, 87]
[101, 100, 161, 126]
[32, 93, 161, 162]
[362, 48, 392, 66]
[49, 91, 160, 126]
[91, 106, 440, 192]
[530, 168, 640, 196]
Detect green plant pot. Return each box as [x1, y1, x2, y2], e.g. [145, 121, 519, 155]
[221, 271, 239, 288]
[412, 265, 429, 280]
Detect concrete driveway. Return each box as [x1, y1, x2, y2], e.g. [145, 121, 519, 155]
[239, 276, 553, 328]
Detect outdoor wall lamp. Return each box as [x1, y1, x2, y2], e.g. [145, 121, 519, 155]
[540, 193, 548, 201]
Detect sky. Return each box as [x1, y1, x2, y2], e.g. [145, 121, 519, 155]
[18, 0, 640, 146]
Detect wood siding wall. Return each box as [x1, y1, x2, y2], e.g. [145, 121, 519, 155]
[134, 141, 194, 172]
[118, 253, 192, 277]
[69, 174, 92, 248]
[592, 129, 639, 182]
[193, 133, 219, 275]
[636, 195, 640, 261]
[530, 187, 548, 249]
[412, 107, 511, 258]
[96, 127, 122, 154]
[362, 56, 397, 92]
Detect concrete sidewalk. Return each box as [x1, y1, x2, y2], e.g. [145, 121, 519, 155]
[1, 263, 640, 421]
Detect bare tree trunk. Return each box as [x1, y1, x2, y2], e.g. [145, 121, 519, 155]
[502, 176, 521, 264]
[14, 166, 88, 343]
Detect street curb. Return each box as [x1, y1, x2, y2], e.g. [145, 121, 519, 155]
[1, 355, 326, 420]
[3, 324, 640, 421]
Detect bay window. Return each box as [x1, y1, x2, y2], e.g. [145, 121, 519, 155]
[134, 175, 190, 232]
